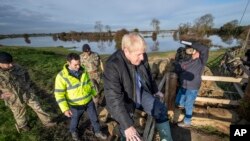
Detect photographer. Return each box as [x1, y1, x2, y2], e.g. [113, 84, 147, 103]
[174, 41, 209, 127]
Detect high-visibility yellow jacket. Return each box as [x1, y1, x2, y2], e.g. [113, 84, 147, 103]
[54, 64, 97, 112]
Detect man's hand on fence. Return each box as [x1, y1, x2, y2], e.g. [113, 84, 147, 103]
[154, 91, 164, 101]
[124, 126, 142, 141]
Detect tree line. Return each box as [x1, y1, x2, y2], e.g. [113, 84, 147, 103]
[176, 14, 249, 46]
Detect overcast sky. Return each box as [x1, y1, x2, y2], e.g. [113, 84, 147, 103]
[0, 0, 249, 34]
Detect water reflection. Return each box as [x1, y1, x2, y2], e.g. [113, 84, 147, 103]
[97, 40, 105, 52]
[150, 40, 159, 51]
[208, 35, 239, 50]
[221, 35, 235, 45]
[96, 39, 113, 52]
[0, 34, 240, 54]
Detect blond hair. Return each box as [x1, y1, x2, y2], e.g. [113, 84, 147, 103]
[121, 32, 147, 52]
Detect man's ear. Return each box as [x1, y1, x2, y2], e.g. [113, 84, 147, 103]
[67, 61, 70, 65]
[123, 47, 129, 54]
[123, 47, 131, 60]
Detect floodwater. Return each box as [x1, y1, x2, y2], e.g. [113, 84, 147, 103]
[0, 34, 240, 54]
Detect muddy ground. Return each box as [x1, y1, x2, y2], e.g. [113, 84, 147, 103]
[36, 106, 229, 141]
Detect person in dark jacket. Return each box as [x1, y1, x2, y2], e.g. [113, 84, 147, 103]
[175, 41, 209, 127]
[103, 33, 173, 141]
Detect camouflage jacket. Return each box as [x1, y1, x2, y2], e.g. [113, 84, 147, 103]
[80, 52, 100, 73]
[0, 64, 34, 104]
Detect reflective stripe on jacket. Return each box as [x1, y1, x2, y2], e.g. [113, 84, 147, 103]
[54, 64, 97, 112]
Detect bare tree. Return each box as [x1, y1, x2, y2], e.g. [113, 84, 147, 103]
[114, 29, 129, 49]
[94, 21, 103, 33]
[193, 14, 214, 36]
[178, 22, 192, 35]
[105, 25, 112, 36]
[105, 25, 111, 32]
[150, 18, 160, 34]
[23, 34, 31, 44]
[221, 20, 239, 35]
[152, 32, 157, 41]
[133, 28, 139, 32]
[52, 34, 58, 41]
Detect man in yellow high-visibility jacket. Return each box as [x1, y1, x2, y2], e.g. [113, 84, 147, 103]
[54, 53, 107, 141]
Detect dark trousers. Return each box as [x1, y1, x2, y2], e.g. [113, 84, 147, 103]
[140, 90, 167, 123]
[69, 100, 100, 133]
[120, 90, 168, 134]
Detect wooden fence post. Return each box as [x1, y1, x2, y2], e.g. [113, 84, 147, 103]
[167, 72, 178, 116]
[164, 72, 170, 106]
[244, 78, 250, 99]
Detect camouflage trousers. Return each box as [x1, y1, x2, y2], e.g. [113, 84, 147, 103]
[89, 72, 102, 103]
[89, 72, 101, 90]
[89, 72, 108, 122]
[6, 93, 52, 128]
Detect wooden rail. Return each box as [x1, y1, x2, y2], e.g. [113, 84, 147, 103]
[201, 75, 248, 83]
[201, 75, 246, 98]
[195, 97, 239, 106]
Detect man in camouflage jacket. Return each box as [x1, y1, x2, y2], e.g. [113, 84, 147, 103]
[80, 44, 102, 87]
[80, 44, 108, 122]
[0, 52, 56, 132]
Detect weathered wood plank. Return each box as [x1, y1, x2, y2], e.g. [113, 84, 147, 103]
[201, 75, 248, 83]
[195, 97, 239, 106]
[143, 116, 154, 140]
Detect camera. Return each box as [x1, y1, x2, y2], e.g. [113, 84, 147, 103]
[175, 47, 192, 62]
